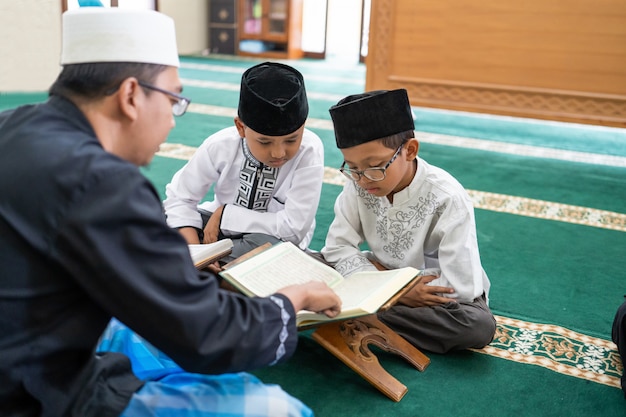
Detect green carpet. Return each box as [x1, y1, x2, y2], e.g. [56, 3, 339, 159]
[2, 55, 625, 416]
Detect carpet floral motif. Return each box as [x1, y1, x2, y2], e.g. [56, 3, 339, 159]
[471, 315, 623, 388]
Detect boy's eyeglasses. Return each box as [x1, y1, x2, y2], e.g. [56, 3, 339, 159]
[138, 81, 191, 117]
[339, 144, 404, 182]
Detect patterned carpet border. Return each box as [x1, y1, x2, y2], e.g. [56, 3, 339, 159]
[468, 190, 626, 232]
[471, 315, 622, 389]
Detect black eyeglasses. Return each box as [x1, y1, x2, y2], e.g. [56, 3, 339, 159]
[138, 81, 191, 117]
[340, 144, 404, 182]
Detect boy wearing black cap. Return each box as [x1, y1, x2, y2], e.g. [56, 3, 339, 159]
[164, 62, 323, 261]
[321, 89, 496, 354]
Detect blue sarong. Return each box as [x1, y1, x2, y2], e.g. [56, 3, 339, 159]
[97, 318, 314, 417]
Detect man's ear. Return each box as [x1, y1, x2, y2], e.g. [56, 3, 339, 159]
[405, 137, 419, 160]
[117, 78, 141, 121]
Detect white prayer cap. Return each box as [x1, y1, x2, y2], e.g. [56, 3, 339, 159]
[61, 7, 179, 67]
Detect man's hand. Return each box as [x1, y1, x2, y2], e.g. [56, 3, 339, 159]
[203, 205, 224, 244]
[277, 281, 342, 318]
[397, 275, 456, 307]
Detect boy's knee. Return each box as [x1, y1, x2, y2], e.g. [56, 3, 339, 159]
[464, 308, 497, 350]
[242, 233, 281, 247]
[438, 317, 496, 353]
[463, 294, 497, 347]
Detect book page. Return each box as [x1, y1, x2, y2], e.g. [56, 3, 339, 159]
[333, 269, 416, 312]
[221, 242, 343, 297]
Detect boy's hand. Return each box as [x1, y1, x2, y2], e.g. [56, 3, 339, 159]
[398, 275, 456, 307]
[203, 205, 224, 244]
[179, 227, 201, 244]
[206, 261, 223, 274]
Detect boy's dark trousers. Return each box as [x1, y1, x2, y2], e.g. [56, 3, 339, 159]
[612, 296, 626, 399]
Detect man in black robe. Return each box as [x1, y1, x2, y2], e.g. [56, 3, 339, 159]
[0, 6, 340, 417]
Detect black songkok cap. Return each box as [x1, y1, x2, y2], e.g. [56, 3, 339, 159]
[329, 89, 415, 149]
[238, 62, 309, 136]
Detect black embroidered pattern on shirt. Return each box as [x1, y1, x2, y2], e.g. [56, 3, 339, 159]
[235, 139, 278, 211]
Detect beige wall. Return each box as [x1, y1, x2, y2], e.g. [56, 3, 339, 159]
[0, 0, 209, 92]
[160, 0, 208, 56]
[0, 0, 63, 92]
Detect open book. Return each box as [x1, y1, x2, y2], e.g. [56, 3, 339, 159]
[219, 241, 421, 327]
[189, 239, 233, 269]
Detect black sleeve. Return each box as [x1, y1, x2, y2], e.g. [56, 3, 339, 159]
[54, 167, 298, 374]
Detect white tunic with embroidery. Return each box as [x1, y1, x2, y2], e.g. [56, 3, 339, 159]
[164, 126, 324, 249]
[322, 157, 490, 303]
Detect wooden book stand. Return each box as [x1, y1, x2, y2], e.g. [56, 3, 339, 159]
[311, 314, 430, 402]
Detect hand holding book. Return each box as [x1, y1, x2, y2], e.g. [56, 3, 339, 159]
[275, 281, 342, 320]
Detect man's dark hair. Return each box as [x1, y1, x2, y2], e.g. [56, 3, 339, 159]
[49, 62, 167, 100]
[381, 130, 415, 149]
